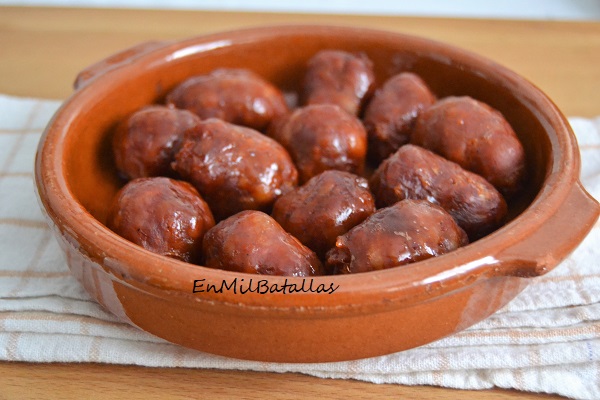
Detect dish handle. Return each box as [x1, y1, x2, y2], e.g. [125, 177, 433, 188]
[495, 182, 599, 278]
[74, 41, 167, 90]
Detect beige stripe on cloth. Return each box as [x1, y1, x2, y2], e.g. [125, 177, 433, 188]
[0, 94, 598, 400]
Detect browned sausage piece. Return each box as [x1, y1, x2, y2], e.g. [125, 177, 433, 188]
[112, 105, 201, 180]
[326, 199, 468, 274]
[272, 170, 376, 260]
[370, 144, 507, 240]
[165, 68, 289, 132]
[268, 104, 367, 183]
[302, 50, 375, 116]
[107, 177, 215, 264]
[172, 118, 298, 221]
[203, 210, 323, 276]
[363, 72, 436, 164]
[411, 96, 526, 197]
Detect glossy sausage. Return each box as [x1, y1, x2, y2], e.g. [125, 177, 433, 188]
[411, 96, 526, 197]
[268, 104, 367, 183]
[166, 68, 289, 132]
[272, 170, 376, 260]
[302, 50, 375, 116]
[203, 210, 323, 276]
[112, 105, 201, 179]
[172, 118, 298, 221]
[363, 72, 436, 164]
[370, 144, 507, 240]
[107, 177, 215, 264]
[326, 199, 468, 274]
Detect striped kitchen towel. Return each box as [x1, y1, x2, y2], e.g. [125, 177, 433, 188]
[1, 94, 598, 400]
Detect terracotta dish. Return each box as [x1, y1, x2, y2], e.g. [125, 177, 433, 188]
[35, 26, 599, 363]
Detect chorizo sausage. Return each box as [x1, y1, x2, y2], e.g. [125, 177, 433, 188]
[203, 210, 323, 276]
[370, 144, 507, 240]
[107, 177, 215, 264]
[326, 199, 468, 274]
[272, 170, 375, 260]
[302, 50, 375, 116]
[112, 105, 201, 179]
[172, 118, 298, 221]
[165, 68, 289, 132]
[411, 96, 526, 197]
[268, 104, 367, 183]
[363, 72, 436, 163]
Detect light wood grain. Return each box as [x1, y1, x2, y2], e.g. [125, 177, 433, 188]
[0, 362, 557, 400]
[1, 7, 599, 116]
[1, 6, 598, 399]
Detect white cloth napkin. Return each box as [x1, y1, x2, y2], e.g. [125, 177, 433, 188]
[1, 94, 599, 400]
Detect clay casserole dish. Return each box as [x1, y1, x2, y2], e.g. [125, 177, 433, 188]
[35, 26, 599, 363]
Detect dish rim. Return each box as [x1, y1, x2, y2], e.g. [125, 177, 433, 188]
[35, 24, 591, 313]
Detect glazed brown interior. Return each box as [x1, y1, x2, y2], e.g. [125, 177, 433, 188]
[63, 27, 550, 230]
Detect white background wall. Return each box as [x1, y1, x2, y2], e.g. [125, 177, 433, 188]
[2, 0, 600, 20]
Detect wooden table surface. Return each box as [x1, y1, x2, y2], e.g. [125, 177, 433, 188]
[1, 6, 599, 399]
